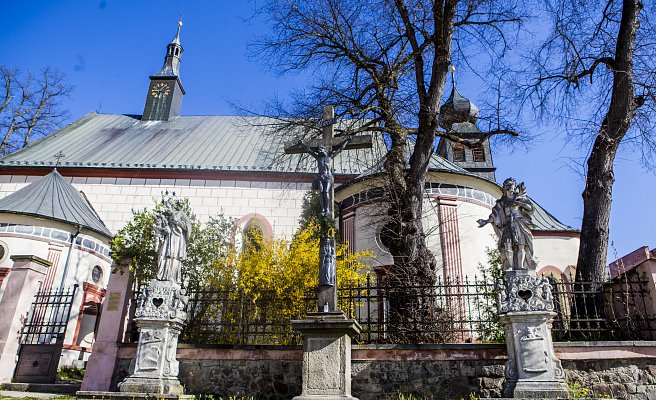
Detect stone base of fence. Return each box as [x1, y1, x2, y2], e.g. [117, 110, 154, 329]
[102, 341, 656, 399]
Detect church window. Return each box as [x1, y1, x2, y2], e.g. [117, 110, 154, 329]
[91, 265, 103, 284]
[377, 223, 395, 253]
[234, 214, 273, 252]
[0, 241, 7, 263]
[242, 221, 264, 252]
[472, 143, 485, 162]
[453, 144, 466, 162]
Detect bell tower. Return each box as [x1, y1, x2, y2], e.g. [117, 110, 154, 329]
[142, 20, 186, 121]
[436, 66, 495, 181]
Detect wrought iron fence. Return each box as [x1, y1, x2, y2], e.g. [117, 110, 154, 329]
[180, 288, 315, 345]
[123, 272, 656, 345]
[21, 284, 78, 345]
[550, 272, 656, 341]
[339, 275, 501, 344]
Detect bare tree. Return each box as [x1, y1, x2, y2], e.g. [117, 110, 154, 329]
[514, 0, 654, 285]
[253, 0, 523, 341]
[0, 66, 71, 155]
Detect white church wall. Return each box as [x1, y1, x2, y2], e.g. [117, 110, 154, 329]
[534, 235, 580, 278]
[422, 197, 445, 276]
[451, 200, 497, 279]
[0, 176, 310, 240]
[0, 212, 112, 368]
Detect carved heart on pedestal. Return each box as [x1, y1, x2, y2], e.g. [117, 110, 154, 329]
[152, 297, 164, 307]
[518, 289, 532, 301]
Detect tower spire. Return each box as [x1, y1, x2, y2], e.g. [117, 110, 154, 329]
[155, 19, 184, 77]
[436, 64, 495, 181]
[142, 20, 186, 121]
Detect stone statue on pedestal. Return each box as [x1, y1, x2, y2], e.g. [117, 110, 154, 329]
[118, 200, 190, 396]
[286, 106, 364, 400]
[479, 178, 572, 399]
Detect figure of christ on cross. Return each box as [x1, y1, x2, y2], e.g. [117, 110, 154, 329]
[297, 136, 352, 217]
[284, 105, 372, 312]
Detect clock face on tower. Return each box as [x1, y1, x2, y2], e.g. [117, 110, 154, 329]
[151, 82, 171, 99]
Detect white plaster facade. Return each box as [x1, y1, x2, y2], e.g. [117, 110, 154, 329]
[0, 213, 112, 371]
[336, 171, 580, 280]
[0, 175, 309, 241]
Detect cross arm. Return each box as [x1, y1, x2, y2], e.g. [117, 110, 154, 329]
[284, 135, 373, 154]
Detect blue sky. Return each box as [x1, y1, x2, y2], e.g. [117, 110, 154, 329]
[2, 1, 654, 260]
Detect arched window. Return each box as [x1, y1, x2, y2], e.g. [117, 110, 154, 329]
[242, 220, 265, 251]
[234, 213, 273, 251]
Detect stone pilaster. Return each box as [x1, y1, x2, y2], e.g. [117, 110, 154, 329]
[0, 255, 50, 383]
[80, 269, 133, 392]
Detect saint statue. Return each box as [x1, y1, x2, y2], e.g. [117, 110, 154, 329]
[477, 178, 537, 271]
[319, 238, 337, 286]
[299, 135, 353, 217]
[153, 199, 192, 285]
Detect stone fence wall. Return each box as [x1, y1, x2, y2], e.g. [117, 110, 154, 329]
[110, 342, 656, 400]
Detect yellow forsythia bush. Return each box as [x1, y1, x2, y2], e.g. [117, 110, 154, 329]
[196, 223, 371, 344]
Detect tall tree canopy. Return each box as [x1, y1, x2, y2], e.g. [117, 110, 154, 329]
[513, 0, 655, 283]
[256, 0, 522, 289]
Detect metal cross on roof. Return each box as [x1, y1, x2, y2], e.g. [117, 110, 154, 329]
[54, 151, 66, 166]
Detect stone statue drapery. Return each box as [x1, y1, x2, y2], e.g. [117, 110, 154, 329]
[478, 178, 537, 271]
[153, 200, 191, 285]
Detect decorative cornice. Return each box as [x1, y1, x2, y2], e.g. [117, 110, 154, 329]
[10, 254, 52, 267]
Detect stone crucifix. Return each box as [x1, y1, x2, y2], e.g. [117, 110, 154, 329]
[285, 106, 371, 313]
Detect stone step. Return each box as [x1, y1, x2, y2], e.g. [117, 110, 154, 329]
[1, 382, 81, 395]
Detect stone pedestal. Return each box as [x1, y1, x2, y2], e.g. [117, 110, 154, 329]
[117, 279, 187, 396]
[499, 311, 569, 398]
[497, 272, 571, 398]
[292, 312, 361, 400]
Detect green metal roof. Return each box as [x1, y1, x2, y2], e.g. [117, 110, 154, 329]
[0, 113, 391, 175]
[0, 112, 575, 233]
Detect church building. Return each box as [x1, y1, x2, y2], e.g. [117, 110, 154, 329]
[0, 22, 579, 376]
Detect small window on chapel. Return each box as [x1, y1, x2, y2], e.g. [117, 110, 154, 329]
[452, 144, 466, 162]
[472, 143, 485, 162]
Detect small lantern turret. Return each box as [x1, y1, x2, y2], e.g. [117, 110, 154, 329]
[436, 66, 495, 181]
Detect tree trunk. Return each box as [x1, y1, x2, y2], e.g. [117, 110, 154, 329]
[380, 0, 455, 339]
[573, 0, 641, 327]
[575, 0, 641, 287]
